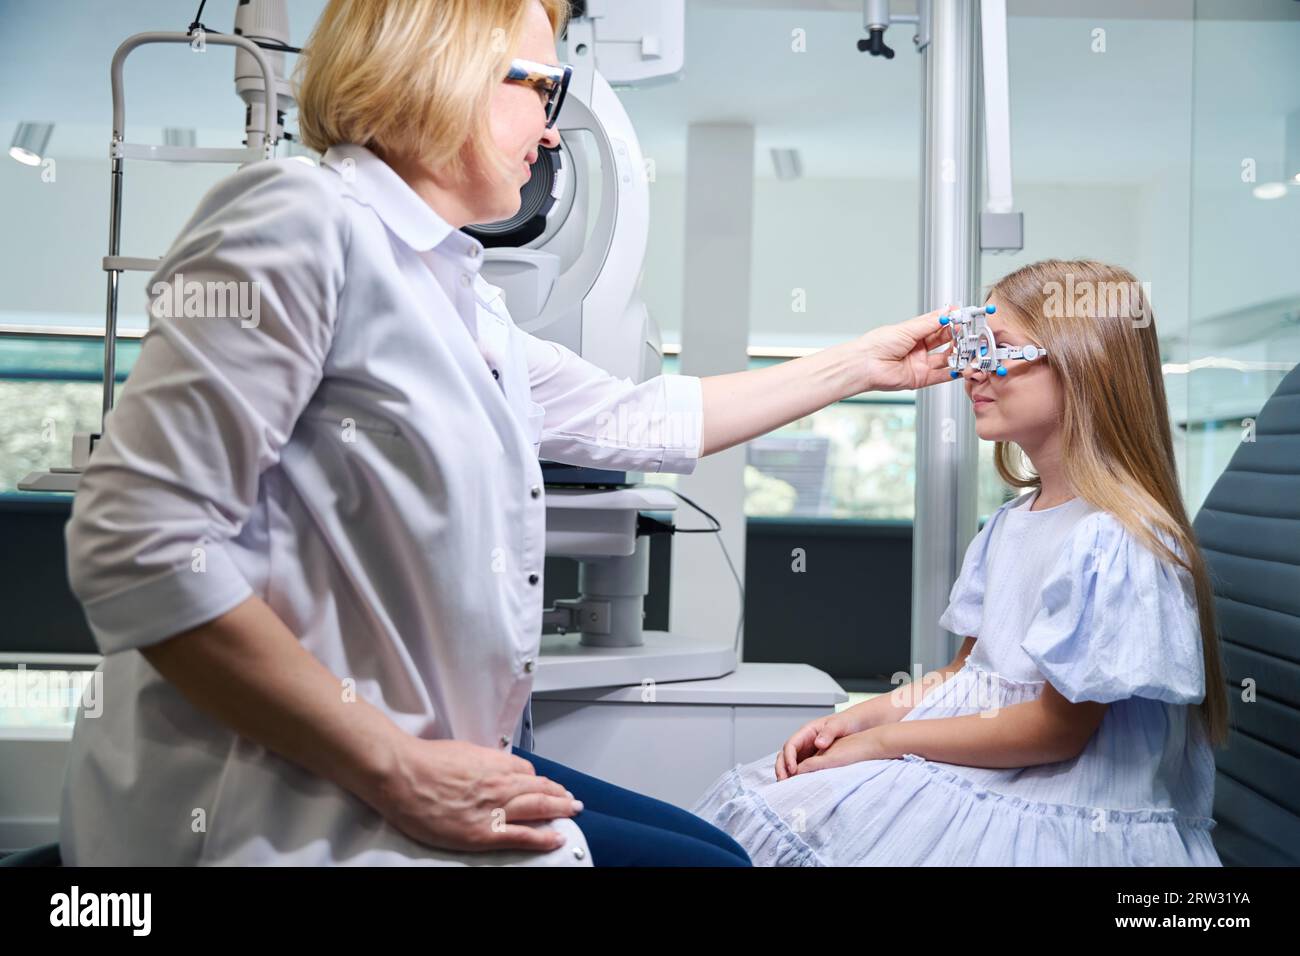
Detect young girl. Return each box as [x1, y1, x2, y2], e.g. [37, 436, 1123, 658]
[691, 259, 1229, 867]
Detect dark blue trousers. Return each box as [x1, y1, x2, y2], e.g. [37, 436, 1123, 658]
[513, 748, 751, 867]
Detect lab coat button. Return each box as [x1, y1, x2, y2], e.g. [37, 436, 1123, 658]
[572, 846, 586, 860]
[492, 369, 500, 380]
[524, 658, 535, 673]
[530, 485, 541, 498]
[499, 735, 510, 749]
[468, 246, 480, 258]
[528, 573, 539, 585]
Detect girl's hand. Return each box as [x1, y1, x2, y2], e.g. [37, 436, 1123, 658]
[855, 306, 958, 393]
[794, 726, 897, 775]
[776, 710, 862, 780]
[370, 737, 584, 854]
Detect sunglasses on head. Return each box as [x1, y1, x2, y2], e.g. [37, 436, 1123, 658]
[504, 58, 573, 129]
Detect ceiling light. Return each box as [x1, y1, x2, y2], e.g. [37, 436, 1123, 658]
[1252, 182, 1288, 200]
[9, 122, 53, 166]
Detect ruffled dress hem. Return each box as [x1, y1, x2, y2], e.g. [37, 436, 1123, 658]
[692, 752, 1220, 867]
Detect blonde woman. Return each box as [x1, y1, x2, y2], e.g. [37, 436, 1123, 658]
[694, 259, 1228, 866]
[60, 0, 953, 866]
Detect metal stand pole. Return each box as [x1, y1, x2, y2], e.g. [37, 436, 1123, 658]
[912, 0, 982, 671]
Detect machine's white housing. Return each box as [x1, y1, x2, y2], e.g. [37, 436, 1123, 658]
[482, 70, 657, 385]
[572, 0, 686, 87]
[472, 7, 847, 794]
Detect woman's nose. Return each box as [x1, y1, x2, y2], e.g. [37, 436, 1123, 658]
[540, 126, 561, 150]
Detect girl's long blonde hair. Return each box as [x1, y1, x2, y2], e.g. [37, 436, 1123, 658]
[987, 259, 1229, 747]
[295, 0, 571, 183]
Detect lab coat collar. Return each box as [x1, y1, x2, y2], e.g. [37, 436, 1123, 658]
[320, 143, 485, 260]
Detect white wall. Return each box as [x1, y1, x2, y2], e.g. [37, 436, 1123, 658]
[643, 174, 1161, 350]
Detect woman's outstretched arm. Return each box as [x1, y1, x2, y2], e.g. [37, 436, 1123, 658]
[698, 308, 955, 457]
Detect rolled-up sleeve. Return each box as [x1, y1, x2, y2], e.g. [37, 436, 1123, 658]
[65, 161, 348, 655]
[522, 332, 703, 475]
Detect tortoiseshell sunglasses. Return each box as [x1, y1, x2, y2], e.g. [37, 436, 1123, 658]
[504, 58, 573, 129]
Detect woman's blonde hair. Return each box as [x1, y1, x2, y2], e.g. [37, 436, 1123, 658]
[987, 258, 1230, 747]
[294, 0, 571, 183]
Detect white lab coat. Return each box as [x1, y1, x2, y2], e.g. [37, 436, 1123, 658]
[59, 144, 703, 866]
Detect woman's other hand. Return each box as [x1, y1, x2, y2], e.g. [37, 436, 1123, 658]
[855, 306, 957, 393]
[371, 737, 584, 854]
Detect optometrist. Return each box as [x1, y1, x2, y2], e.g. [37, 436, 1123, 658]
[60, 0, 954, 867]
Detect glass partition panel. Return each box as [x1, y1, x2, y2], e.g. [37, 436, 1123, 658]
[1180, 2, 1300, 514]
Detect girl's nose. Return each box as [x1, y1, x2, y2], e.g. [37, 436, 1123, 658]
[540, 127, 561, 150]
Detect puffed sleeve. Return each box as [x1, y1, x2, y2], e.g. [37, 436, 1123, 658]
[937, 496, 1021, 638]
[1020, 511, 1206, 704]
[521, 331, 703, 475]
[64, 160, 349, 655]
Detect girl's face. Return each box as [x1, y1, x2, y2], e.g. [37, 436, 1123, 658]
[464, 1, 563, 223]
[961, 296, 1062, 452]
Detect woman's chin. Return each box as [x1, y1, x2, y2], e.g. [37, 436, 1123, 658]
[483, 197, 517, 226]
[467, 188, 522, 227]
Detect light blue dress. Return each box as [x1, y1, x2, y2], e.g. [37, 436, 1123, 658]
[691, 492, 1222, 866]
